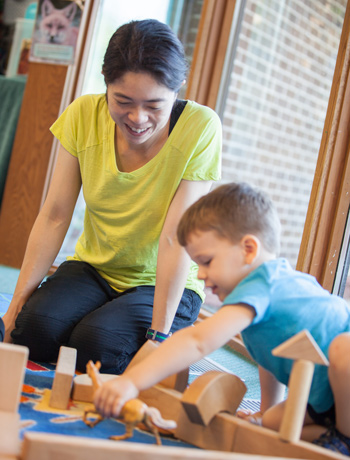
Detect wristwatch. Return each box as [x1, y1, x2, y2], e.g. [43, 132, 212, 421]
[145, 328, 172, 343]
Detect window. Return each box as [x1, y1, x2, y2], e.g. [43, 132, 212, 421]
[216, 0, 346, 267]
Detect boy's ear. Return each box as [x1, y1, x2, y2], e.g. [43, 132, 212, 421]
[241, 235, 260, 264]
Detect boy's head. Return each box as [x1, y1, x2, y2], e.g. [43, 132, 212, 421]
[177, 182, 281, 256]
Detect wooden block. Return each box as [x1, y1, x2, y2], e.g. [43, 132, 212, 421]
[139, 384, 183, 421]
[49, 346, 77, 409]
[21, 431, 300, 460]
[0, 343, 29, 413]
[127, 340, 189, 392]
[72, 373, 117, 402]
[272, 330, 329, 365]
[176, 408, 342, 460]
[273, 331, 328, 443]
[0, 411, 21, 456]
[232, 416, 342, 460]
[279, 360, 314, 443]
[158, 368, 189, 392]
[175, 406, 237, 452]
[180, 371, 246, 425]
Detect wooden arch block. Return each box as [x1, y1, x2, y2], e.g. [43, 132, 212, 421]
[180, 370, 246, 426]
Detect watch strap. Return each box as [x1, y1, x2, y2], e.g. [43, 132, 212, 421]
[146, 328, 172, 343]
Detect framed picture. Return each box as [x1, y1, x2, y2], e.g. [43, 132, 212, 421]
[29, 0, 84, 65]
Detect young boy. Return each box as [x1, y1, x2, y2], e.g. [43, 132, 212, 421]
[94, 182, 350, 456]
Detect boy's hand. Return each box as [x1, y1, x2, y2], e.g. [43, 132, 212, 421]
[93, 375, 139, 418]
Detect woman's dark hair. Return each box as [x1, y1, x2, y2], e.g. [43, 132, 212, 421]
[102, 19, 188, 92]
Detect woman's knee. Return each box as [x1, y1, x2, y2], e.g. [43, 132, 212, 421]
[172, 289, 202, 331]
[12, 285, 72, 345]
[68, 322, 143, 374]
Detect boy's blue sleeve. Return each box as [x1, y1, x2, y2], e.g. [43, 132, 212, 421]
[0, 317, 4, 342]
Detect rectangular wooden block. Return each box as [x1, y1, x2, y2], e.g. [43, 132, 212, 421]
[232, 417, 342, 460]
[21, 431, 299, 460]
[176, 409, 341, 460]
[49, 346, 77, 410]
[0, 342, 29, 413]
[175, 407, 237, 452]
[0, 411, 20, 456]
[139, 384, 183, 421]
[72, 373, 116, 403]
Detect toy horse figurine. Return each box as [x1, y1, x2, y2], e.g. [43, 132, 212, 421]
[83, 360, 177, 445]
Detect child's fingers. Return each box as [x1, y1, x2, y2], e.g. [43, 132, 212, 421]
[94, 386, 121, 418]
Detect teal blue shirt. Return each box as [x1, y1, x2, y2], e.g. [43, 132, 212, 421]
[223, 258, 350, 412]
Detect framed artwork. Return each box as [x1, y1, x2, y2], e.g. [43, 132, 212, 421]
[30, 0, 84, 65]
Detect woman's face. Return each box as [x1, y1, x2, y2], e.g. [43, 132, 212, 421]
[106, 71, 177, 149]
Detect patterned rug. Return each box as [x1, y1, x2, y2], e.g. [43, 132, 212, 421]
[1, 291, 260, 446]
[19, 360, 195, 448]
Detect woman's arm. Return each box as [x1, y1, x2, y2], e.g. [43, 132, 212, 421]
[150, 179, 212, 334]
[94, 303, 255, 417]
[2, 146, 81, 341]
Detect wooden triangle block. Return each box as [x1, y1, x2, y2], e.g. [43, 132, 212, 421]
[272, 329, 329, 365]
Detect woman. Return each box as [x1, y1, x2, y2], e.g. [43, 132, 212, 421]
[3, 19, 222, 373]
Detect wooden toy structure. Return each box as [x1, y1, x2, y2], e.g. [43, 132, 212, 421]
[0, 331, 347, 460]
[69, 331, 343, 460]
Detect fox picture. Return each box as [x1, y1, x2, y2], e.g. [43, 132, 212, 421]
[38, 0, 79, 46]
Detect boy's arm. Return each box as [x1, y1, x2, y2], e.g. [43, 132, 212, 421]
[94, 303, 255, 418]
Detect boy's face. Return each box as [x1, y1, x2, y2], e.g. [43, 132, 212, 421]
[185, 230, 252, 302]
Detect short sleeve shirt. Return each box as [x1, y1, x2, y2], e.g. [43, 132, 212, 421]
[223, 258, 350, 412]
[50, 94, 222, 296]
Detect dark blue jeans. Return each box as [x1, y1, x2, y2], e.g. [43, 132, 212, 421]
[12, 261, 202, 374]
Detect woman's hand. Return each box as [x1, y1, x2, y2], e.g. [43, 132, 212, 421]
[2, 309, 17, 343]
[93, 375, 139, 419]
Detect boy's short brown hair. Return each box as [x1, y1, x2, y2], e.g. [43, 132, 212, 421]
[177, 182, 281, 255]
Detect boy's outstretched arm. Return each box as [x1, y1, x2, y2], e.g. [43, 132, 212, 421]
[94, 303, 255, 418]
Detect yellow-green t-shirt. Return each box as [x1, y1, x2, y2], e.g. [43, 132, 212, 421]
[50, 94, 221, 299]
